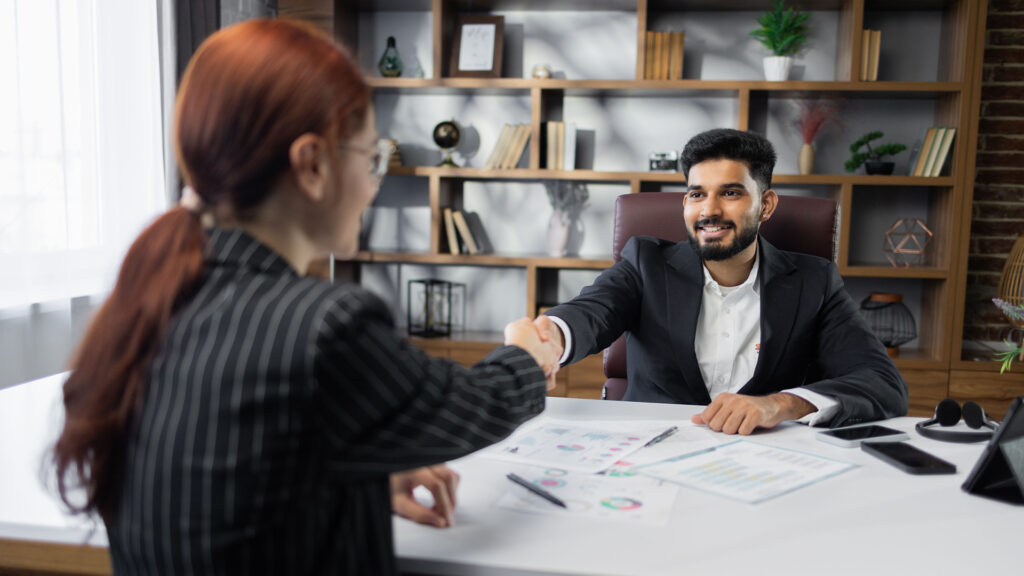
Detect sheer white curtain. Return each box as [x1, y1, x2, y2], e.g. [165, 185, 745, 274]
[0, 0, 167, 387]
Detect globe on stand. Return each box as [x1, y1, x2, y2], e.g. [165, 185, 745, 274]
[432, 120, 460, 167]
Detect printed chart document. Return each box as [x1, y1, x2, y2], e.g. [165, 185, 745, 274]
[604, 423, 730, 476]
[637, 440, 856, 504]
[497, 465, 679, 526]
[478, 418, 681, 473]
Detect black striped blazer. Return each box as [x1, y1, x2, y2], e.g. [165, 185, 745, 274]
[105, 228, 547, 575]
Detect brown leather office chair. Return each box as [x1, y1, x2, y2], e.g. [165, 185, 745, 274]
[602, 192, 840, 401]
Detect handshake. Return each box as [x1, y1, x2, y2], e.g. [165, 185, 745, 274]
[503, 316, 565, 391]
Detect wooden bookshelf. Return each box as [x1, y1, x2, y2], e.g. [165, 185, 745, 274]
[282, 0, 989, 408]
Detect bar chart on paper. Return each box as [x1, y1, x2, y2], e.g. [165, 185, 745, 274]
[636, 440, 856, 504]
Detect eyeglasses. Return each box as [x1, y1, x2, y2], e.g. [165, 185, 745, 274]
[339, 138, 395, 185]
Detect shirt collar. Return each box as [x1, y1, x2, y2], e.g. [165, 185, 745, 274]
[701, 243, 760, 294]
[205, 227, 299, 277]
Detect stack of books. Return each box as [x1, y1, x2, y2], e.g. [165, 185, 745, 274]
[484, 124, 532, 170]
[643, 31, 685, 80]
[545, 121, 577, 171]
[443, 208, 493, 255]
[909, 126, 957, 177]
[860, 29, 882, 81]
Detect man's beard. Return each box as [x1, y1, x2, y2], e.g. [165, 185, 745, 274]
[687, 215, 759, 261]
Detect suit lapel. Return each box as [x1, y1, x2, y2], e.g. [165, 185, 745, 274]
[665, 243, 711, 403]
[744, 238, 801, 393]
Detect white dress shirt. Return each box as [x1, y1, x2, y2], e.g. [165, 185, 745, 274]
[550, 249, 839, 426]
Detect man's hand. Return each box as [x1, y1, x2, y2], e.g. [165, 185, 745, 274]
[691, 393, 816, 435]
[504, 317, 563, 390]
[390, 465, 459, 528]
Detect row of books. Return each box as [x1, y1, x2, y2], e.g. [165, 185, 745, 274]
[859, 29, 882, 81]
[910, 126, 957, 177]
[484, 124, 532, 170]
[443, 208, 492, 255]
[643, 31, 685, 80]
[545, 121, 578, 170]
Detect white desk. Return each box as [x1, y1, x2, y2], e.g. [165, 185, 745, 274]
[1, 375, 1019, 575]
[395, 397, 1020, 576]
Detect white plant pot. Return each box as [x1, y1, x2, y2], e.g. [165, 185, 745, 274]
[763, 56, 793, 81]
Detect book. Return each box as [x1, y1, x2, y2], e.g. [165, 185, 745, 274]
[503, 124, 531, 169]
[669, 32, 685, 80]
[653, 31, 664, 80]
[860, 29, 871, 81]
[499, 124, 525, 169]
[868, 30, 881, 81]
[563, 122, 577, 171]
[659, 32, 670, 80]
[443, 207, 460, 255]
[921, 126, 947, 177]
[464, 211, 493, 254]
[644, 30, 654, 80]
[546, 122, 557, 169]
[928, 127, 956, 177]
[905, 134, 923, 176]
[555, 121, 565, 170]
[486, 124, 515, 170]
[451, 210, 479, 254]
[912, 127, 938, 177]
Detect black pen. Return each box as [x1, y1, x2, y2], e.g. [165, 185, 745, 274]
[506, 473, 568, 508]
[644, 425, 679, 447]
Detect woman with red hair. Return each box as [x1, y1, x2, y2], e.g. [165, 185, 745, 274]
[52, 19, 560, 574]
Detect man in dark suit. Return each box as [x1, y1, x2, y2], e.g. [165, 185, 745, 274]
[544, 129, 907, 434]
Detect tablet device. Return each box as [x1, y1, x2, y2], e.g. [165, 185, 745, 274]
[816, 424, 909, 448]
[962, 396, 1024, 504]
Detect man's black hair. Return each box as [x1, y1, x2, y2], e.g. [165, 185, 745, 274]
[679, 128, 776, 193]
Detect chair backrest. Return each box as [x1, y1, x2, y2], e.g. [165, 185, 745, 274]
[602, 192, 839, 400]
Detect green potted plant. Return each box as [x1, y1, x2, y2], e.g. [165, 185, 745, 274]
[845, 131, 907, 175]
[993, 298, 1024, 373]
[751, 0, 811, 81]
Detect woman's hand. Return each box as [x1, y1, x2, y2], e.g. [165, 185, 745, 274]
[390, 465, 460, 528]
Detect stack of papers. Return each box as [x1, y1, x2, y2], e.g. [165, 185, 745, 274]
[477, 417, 857, 523]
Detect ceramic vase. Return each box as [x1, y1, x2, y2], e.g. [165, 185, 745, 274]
[798, 143, 814, 175]
[547, 209, 570, 257]
[763, 56, 792, 81]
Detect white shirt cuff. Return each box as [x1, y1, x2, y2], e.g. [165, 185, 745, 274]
[782, 388, 839, 426]
[546, 315, 573, 365]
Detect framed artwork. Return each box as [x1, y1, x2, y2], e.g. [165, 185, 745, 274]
[449, 15, 504, 78]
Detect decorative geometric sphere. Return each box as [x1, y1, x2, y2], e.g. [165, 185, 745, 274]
[432, 120, 460, 150]
[884, 218, 933, 268]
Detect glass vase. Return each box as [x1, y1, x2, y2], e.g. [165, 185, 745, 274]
[378, 36, 403, 78]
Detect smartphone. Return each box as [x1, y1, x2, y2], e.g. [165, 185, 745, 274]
[816, 424, 909, 448]
[861, 441, 957, 475]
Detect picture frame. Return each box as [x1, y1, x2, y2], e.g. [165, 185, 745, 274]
[449, 15, 504, 78]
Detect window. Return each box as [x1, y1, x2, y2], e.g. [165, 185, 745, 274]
[0, 0, 166, 308]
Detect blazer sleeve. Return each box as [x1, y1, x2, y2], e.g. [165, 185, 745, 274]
[802, 265, 909, 426]
[544, 236, 646, 365]
[311, 287, 547, 477]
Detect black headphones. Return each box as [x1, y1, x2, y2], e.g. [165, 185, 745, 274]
[915, 398, 1000, 443]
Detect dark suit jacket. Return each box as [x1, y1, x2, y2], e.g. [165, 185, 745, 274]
[546, 235, 908, 427]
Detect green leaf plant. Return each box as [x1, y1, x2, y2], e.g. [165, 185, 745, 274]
[992, 298, 1024, 373]
[844, 131, 908, 173]
[750, 0, 812, 57]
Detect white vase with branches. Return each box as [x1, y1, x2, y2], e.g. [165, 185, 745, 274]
[544, 181, 589, 257]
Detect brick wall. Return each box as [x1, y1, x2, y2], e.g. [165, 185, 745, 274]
[966, 0, 1024, 348]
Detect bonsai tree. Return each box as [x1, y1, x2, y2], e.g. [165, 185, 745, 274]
[844, 131, 907, 173]
[750, 0, 811, 57]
